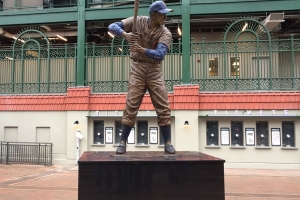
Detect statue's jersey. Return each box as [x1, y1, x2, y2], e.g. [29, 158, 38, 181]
[122, 16, 172, 62]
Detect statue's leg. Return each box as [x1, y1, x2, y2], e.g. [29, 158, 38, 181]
[147, 64, 175, 154]
[117, 63, 147, 154]
[116, 124, 132, 154]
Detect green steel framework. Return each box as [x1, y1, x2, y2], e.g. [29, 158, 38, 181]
[0, 0, 300, 93]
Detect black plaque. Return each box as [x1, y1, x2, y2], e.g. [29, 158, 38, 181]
[78, 151, 225, 200]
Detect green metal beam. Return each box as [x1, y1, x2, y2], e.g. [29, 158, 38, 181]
[190, 0, 300, 14]
[1, 0, 299, 26]
[85, 5, 181, 21]
[77, 0, 86, 86]
[181, 0, 190, 84]
[0, 9, 77, 26]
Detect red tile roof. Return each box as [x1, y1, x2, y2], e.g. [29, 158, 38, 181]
[0, 86, 299, 111]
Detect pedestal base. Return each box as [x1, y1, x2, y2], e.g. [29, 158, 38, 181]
[78, 151, 225, 200]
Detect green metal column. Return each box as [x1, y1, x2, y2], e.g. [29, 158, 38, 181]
[14, 0, 18, 9]
[181, 0, 191, 83]
[77, 0, 86, 86]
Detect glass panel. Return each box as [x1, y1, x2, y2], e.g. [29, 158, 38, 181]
[230, 57, 240, 76]
[256, 121, 269, 146]
[115, 120, 122, 144]
[282, 121, 295, 147]
[137, 121, 148, 145]
[231, 121, 243, 146]
[209, 58, 219, 76]
[159, 129, 164, 145]
[206, 121, 219, 146]
[94, 121, 104, 144]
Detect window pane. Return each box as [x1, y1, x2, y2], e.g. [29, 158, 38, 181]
[256, 121, 269, 146]
[137, 121, 148, 145]
[230, 57, 240, 76]
[206, 121, 219, 146]
[209, 58, 219, 76]
[115, 120, 122, 144]
[282, 121, 295, 147]
[94, 121, 104, 144]
[231, 121, 243, 146]
[159, 129, 164, 145]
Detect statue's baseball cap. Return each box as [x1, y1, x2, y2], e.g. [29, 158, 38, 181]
[149, 1, 173, 14]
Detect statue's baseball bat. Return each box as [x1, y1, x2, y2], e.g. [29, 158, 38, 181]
[132, 0, 140, 33]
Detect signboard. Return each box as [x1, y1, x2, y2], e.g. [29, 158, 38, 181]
[127, 127, 135, 144]
[220, 128, 230, 145]
[149, 127, 158, 144]
[271, 128, 281, 146]
[105, 127, 113, 144]
[245, 128, 255, 146]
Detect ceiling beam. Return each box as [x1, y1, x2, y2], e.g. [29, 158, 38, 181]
[0, 0, 299, 26]
[190, 0, 300, 15]
[0, 9, 77, 26]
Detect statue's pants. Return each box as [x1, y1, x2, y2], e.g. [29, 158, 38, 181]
[121, 61, 171, 127]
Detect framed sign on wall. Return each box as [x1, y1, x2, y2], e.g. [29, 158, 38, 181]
[271, 128, 281, 146]
[127, 127, 135, 144]
[220, 127, 230, 145]
[245, 128, 255, 146]
[149, 127, 158, 144]
[105, 127, 113, 144]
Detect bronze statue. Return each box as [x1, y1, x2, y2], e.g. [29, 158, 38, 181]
[108, 1, 175, 154]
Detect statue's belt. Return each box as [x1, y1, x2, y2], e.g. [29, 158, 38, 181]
[132, 59, 161, 64]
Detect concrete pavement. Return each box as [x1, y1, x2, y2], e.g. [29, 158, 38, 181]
[0, 164, 300, 200]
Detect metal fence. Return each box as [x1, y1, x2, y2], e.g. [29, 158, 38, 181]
[0, 44, 77, 94]
[85, 38, 182, 92]
[0, 142, 52, 165]
[1, 33, 300, 93]
[191, 37, 300, 91]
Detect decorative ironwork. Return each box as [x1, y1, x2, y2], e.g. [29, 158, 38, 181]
[0, 28, 76, 94]
[223, 17, 271, 41]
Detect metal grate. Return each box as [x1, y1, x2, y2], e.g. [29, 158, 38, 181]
[0, 142, 52, 166]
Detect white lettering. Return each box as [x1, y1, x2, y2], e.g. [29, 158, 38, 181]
[147, 111, 150, 115]
[260, 110, 263, 115]
[115, 111, 118, 116]
[214, 110, 217, 114]
[284, 110, 288, 115]
[96, 111, 99, 115]
[235, 110, 238, 115]
[247, 110, 251, 115]
[106, 111, 108, 115]
[272, 110, 275, 114]
[225, 110, 228, 115]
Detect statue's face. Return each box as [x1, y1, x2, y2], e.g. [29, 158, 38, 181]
[153, 12, 167, 26]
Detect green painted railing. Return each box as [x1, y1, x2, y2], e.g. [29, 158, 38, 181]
[0, 44, 77, 94]
[1, 37, 300, 94]
[85, 38, 182, 92]
[191, 37, 300, 91]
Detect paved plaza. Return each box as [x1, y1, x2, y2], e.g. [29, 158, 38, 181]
[0, 164, 300, 200]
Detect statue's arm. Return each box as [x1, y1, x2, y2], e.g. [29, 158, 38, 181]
[145, 43, 169, 61]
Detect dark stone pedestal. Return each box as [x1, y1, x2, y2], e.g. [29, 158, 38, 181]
[78, 151, 225, 200]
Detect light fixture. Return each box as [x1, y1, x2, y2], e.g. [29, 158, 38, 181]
[74, 121, 79, 125]
[5, 56, 13, 60]
[108, 31, 115, 38]
[184, 121, 189, 126]
[242, 23, 248, 31]
[177, 23, 182, 36]
[57, 34, 67, 41]
[13, 36, 25, 43]
[118, 47, 122, 51]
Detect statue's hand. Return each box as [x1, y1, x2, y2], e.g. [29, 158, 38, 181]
[130, 43, 146, 54]
[123, 32, 139, 44]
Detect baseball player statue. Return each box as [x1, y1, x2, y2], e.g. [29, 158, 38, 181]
[108, 1, 176, 154]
